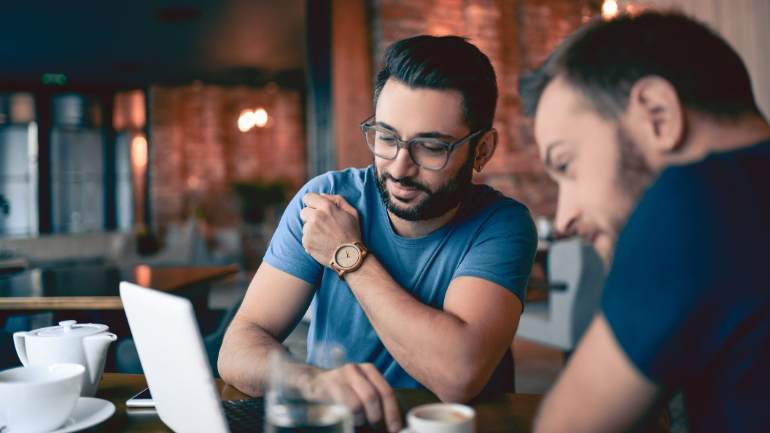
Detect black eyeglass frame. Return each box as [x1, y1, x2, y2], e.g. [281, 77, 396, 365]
[359, 115, 488, 171]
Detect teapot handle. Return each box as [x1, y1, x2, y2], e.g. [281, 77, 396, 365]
[12, 331, 29, 366]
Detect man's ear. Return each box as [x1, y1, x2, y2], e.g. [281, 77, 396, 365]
[627, 77, 685, 153]
[473, 129, 498, 172]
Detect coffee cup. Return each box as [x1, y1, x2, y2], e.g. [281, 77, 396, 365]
[0, 363, 85, 433]
[407, 403, 475, 433]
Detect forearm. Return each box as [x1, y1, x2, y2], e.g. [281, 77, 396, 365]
[217, 320, 288, 396]
[533, 315, 659, 433]
[345, 256, 501, 402]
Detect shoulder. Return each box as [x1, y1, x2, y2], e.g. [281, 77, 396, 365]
[462, 184, 535, 228]
[454, 185, 537, 251]
[300, 166, 372, 195]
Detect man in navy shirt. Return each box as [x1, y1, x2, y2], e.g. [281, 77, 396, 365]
[520, 12, 770, 433]
[220, 35, 537, 432]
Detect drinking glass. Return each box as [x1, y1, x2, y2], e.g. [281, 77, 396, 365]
[265, 349, 353, 433]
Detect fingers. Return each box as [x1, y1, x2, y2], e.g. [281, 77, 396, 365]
[305, 193, 359, 219]
[360, 363, 402, 433]
[299, 206, 314, 223]
[344, 364, 383, 426]
[314, 364, 400, 431]
[303, 192, 334, 212]
[322, 194, 359, 218]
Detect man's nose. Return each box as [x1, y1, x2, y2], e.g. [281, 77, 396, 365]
[554, 186, 579, 238]
[387, 143, 419, 179]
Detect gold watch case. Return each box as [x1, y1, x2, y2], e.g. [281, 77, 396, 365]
[330, 241, 368, 279]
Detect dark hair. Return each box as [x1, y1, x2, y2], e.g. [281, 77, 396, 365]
[374, 35, 498, 131]
[519, 12, 760, 119]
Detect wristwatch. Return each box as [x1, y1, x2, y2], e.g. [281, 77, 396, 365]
[330, 241, 368, 279]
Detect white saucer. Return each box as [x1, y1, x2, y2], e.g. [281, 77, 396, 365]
[50, 397, 115, 433]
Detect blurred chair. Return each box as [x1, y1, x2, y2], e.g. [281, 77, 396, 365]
[516, 237, 605, 352]
[0, 255, 29, 274]
[116, 297, 242, 376]
[138, 218, 207, 265]
[112, 217, 214, 266]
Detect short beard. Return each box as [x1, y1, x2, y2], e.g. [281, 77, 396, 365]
[374, 155, 475, 221]
[611, 125, 656, 235]
[617, 126, 654, 200]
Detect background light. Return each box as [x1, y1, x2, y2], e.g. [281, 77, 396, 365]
[602, 0, 619, 19]
[253, 108, 268, 128]
[131, 135, 148, 168]
[238, 109, 256, 132]
[41, 73, 67, 85]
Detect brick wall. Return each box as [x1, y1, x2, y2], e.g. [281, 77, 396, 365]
[149, 83, 305, 229]
[371, 0, 596, 217]
[146, 0, 596, 230]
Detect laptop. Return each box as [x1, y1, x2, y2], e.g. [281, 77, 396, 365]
[120, 282, 263, 433]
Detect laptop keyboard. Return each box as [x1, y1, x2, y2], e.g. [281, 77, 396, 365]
[223, 398, 265, 433]
[223, 398, 380, 433]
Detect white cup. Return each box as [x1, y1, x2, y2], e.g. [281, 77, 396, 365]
[407, 403, 475, 433]
[0, 363, 85, 433]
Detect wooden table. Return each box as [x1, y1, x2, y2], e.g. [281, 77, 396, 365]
[91, 373, 542, 433]
[0, 264, 239, 311]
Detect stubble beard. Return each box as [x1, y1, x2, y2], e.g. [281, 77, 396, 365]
[374, 155, 475, 222]
[603, 125, 656, 264]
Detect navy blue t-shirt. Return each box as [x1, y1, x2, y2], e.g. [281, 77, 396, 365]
[603, 139, 770, 433]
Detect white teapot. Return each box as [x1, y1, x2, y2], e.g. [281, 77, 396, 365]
[13, 320, 117, 397]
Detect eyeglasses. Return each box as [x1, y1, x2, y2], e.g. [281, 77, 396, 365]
[360, 115, 487, 171]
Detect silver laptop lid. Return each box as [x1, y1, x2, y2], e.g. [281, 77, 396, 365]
[120, 281, 229, 433]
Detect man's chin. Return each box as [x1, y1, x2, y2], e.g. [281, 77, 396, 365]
[591, 233, 616, 267]
[386, 200, 424, 221]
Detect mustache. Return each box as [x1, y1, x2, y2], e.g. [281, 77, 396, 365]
[380, 173, 430, 193]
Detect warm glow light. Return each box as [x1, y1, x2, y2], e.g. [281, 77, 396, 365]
[238, 109, 256, 132]
[135, 264, 152, 287]
[602, 0, 619, 19]
[131, 135, 148, 168]
[254, 108, 268, 128]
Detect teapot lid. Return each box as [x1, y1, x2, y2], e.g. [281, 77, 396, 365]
[31, 320, 108, 338]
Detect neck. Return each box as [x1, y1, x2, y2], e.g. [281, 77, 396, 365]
[388, 206, 459, 238]
[655, 113, 770, 171]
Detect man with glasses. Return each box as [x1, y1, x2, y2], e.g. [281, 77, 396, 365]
[219, 35, 537, 433]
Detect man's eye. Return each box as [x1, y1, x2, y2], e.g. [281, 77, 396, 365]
[555, 161, 571, 174]
[417, 142, 448, 153]
[377, 134, 397, 143]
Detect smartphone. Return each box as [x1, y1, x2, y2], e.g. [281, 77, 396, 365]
[126, 387, 155, 407]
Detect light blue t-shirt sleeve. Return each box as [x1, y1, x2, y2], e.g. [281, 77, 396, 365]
[262, 174, 334, 285]
[452, 204, 537, 304]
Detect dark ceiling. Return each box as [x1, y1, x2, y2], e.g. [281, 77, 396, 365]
[0, 0, 306, 89]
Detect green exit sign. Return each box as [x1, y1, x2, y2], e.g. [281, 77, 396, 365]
[42, 73, 67, 85]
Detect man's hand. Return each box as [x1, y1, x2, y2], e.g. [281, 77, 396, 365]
[307, 363, 403, 433]
[300, 193, 362, 265]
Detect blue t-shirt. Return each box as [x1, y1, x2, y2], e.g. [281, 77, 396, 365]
[603, 140, 770, 433]
[264, 165, 537, 392]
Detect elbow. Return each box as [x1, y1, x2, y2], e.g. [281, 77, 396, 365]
[217, 341, 234, 384]
[429, 348, 502, 402]
[431, 370, 488, 403]
[217, 325, 243, 387]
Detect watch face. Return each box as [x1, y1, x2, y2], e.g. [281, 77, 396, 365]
[335, 245, 360, 268]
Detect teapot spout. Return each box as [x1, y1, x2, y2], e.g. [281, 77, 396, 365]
[82, 332, 117, 387]
[12, 331, 30, 366]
